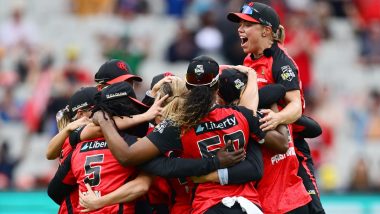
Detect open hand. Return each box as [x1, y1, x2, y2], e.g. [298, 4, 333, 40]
[67, 116, 91, 131]
[259, 109, 281, 131]
[143, 94, 169, 121]
[216, 140, 245, 168]
[79, 183, 101, 212]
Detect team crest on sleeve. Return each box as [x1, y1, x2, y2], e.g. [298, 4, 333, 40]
[153, 120, 171, 134]
[280, 65, 295, 81]
[234, 79, 245, 90]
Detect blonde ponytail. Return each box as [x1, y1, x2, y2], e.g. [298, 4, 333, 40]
[273, 25, 286, 44]
[56, 106, 71, 131]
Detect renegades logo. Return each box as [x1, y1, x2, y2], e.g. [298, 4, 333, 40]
[117, 61, 128, 71]
[280, 65, 295, 81]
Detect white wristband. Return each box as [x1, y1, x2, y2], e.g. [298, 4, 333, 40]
[217, 168, 229, 185]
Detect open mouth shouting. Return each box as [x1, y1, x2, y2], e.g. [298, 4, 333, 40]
[240, 36, 248, 47]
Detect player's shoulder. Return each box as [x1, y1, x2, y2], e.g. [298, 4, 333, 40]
[271, 43, 297, 71]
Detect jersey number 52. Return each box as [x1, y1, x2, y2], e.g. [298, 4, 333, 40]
[197, 130, 245, 158]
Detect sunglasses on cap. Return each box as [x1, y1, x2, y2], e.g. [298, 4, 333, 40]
[185, 73, 219, 87]
[240, 4, 273, 27]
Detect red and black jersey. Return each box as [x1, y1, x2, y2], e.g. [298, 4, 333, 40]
[257, 126, 310, 214]
[243, 42, 311, 212]
[244, 41, 305, 111]
[61, 137, 138, 214]
[147, 105, 265, 214]
[56, 127, 83, 213]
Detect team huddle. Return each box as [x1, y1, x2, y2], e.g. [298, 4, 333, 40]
[46, 2, 325, 214]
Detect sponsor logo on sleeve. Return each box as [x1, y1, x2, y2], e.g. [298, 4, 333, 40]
[234, 79, 245, 90]
[280, 65, 295, 81]
[153, 120, 172, 134]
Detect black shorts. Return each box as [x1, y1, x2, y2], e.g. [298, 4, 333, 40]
[294, 138, 325, 214]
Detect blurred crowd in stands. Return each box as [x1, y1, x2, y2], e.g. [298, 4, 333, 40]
[0, 0, 380, 194]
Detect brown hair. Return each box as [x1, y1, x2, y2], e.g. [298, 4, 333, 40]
[172, 84, 218, 134]
[273, 25, 285, 44]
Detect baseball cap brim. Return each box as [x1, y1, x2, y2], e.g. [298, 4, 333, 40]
[227, 12, 260, 24]
[106, 74, 143, 84]
[129, 96, 150, 112]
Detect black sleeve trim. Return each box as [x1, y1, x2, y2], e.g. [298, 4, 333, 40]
[69, 125, 85, 148]
[142, 95, 155, 107]
[138, 156, 218, 178]
[47, 152, 76, 205]
[228, 141, 263, 184]
[294, 115, 322, 138]
[237, 106, 266, 141]
[258, 84, 286, 109]
[146, 121, 182, 154]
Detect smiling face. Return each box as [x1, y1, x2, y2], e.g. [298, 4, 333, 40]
[238, 20, 270, 55]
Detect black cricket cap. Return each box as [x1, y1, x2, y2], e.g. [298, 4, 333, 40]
[94, 59, 142, 85]
[218, 68, 248, 104]
[68, 87, 97, 119]
[186, 55, 219, 87]
[150, 72, 174, 90]
[100, 82, 149, 112]
[227, 1, 280, 32]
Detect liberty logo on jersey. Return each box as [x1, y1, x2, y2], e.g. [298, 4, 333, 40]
[195, 115, 237, 135]
[80, 140, 108, 152]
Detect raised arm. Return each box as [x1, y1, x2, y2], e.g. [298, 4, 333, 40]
[46, 117, 90, 160]
[232, 65, 259, 112]
[93, 111, 161, 166]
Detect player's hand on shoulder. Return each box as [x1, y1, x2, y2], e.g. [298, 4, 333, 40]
[91, 110, 110, 126]
[216, 140, 246, 168]
[67, 116, 91, 131]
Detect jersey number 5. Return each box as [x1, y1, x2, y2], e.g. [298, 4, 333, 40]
[84, 154, 104, 187]
[197, 130, 245, 158]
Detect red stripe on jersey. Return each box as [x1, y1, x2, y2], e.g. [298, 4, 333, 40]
[295, 149, 320, 197]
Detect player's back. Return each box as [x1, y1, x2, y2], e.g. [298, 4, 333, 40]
[71, 137, 137, 214]
[180, 106, 262, 214]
